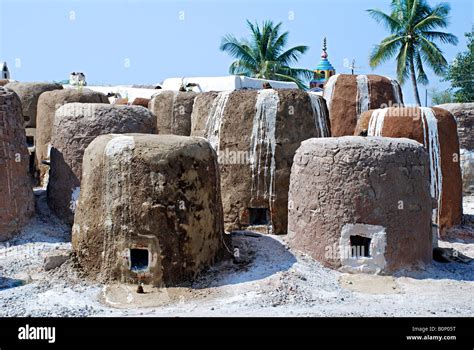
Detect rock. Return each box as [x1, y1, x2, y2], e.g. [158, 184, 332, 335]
[191, 89, 330, 234]
[44, 253, 69, 271]
[72, 134, 228, 286]
[47, 103, 157, 224]
[149, 91, 197, 136]
[288, 137, 433, 273]
[355, 106, 463, 235]
[460, 149, 474, 195]
[323, 74, 403, 136]
[4, 82, 63, 127]
[436, 103, 473, 150]
[0, 87, 35, 241]
[0, 79, 9, 87]
[36, 88, 109, 186]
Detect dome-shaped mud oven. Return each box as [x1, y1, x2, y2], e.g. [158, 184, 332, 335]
[0, 87, 34, 241]
[288, 137, 433, 274]
[355, 106, 462, 235]
[36, 88, 109, 185]
[72, 134, 228, 286]
[47, 103, 157, 224]
[191, 88, 331, 234]
[148, 91, 198, 136]
[323, 74, 403, 136]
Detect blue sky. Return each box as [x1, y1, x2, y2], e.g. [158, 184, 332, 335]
[0, 0, 472, 104]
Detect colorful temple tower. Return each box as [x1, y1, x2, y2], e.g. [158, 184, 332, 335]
[310, 38, 336, 90]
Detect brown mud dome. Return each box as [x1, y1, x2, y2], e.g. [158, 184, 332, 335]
[0, 87, 35, 241]
[148, 91, 197, 136]
[73, 134, 229, 286]
[356, 106, 463, 235]
[36, 88, 109, 185]
[4, 82, 63, 127]
[288, 136, 433, 274]
[323, 74, 403, 136]
[47, 103, 156, 224]
[191, 89, 330, 234]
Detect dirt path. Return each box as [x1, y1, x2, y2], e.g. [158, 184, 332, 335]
[0, 190, 473, 317]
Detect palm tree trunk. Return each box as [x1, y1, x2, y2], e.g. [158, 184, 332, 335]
[409, 56, 421, 106]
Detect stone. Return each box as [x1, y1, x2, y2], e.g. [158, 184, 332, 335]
[4, 82, 63, 127]
[0, 87, 35, 241]
[355, 106, 463, 235]
[288, 137, 433, 274]
[191, 89, 330, 234]
[460, 149, 474, 195]
[47, 103, 157, 224]
[436, 103, 473, 150]
[36, 88, 109, 185]
[323, 74, 403, 136]
[148, 91, 197, 136]
[72, 134, 228, 286]
[44, 252, 69, 271]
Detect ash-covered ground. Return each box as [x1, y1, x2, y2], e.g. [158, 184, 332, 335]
[0, 189, 473, 317]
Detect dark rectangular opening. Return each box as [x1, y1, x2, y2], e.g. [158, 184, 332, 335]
[350, 235, 371, 258]
[248, 208, 269, 225]
[130, 248, 149, 272]
[26, 136, 34, 148]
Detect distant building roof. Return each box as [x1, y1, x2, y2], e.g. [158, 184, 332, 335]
[161, 76, 298, 92]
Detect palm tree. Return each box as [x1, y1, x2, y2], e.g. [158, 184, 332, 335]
[220, 20, 313, 89]
[368, 0, 458, 105]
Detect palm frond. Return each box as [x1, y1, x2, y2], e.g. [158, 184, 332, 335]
[422, 31, 458, 45]
[369, 34, 404, 67]
[276, 45, 309, 66]
[367, 8, 402, 31]
[414, 49, 429, 85]
[419, 36, 448, 75]
[229, 60, 255, 76]
[260, 20, 275, 60]
[407, 0, 419, 26]
[269, 31, 288, 58]
[273, 72, 307, 90]
[281, 66, 314, 80]
[415, 3, 451, 30]
[220, 35, 257, 66]
[396, 42, 410, 84]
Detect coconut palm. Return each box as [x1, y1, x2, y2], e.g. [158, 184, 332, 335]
[220, 20, 313, 89]
[368, 0, 458, 105]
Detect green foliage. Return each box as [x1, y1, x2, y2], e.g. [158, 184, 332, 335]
[443, 29, 474, 102]
[429, 87, 454, 105]
[220, 20, 313, 89]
